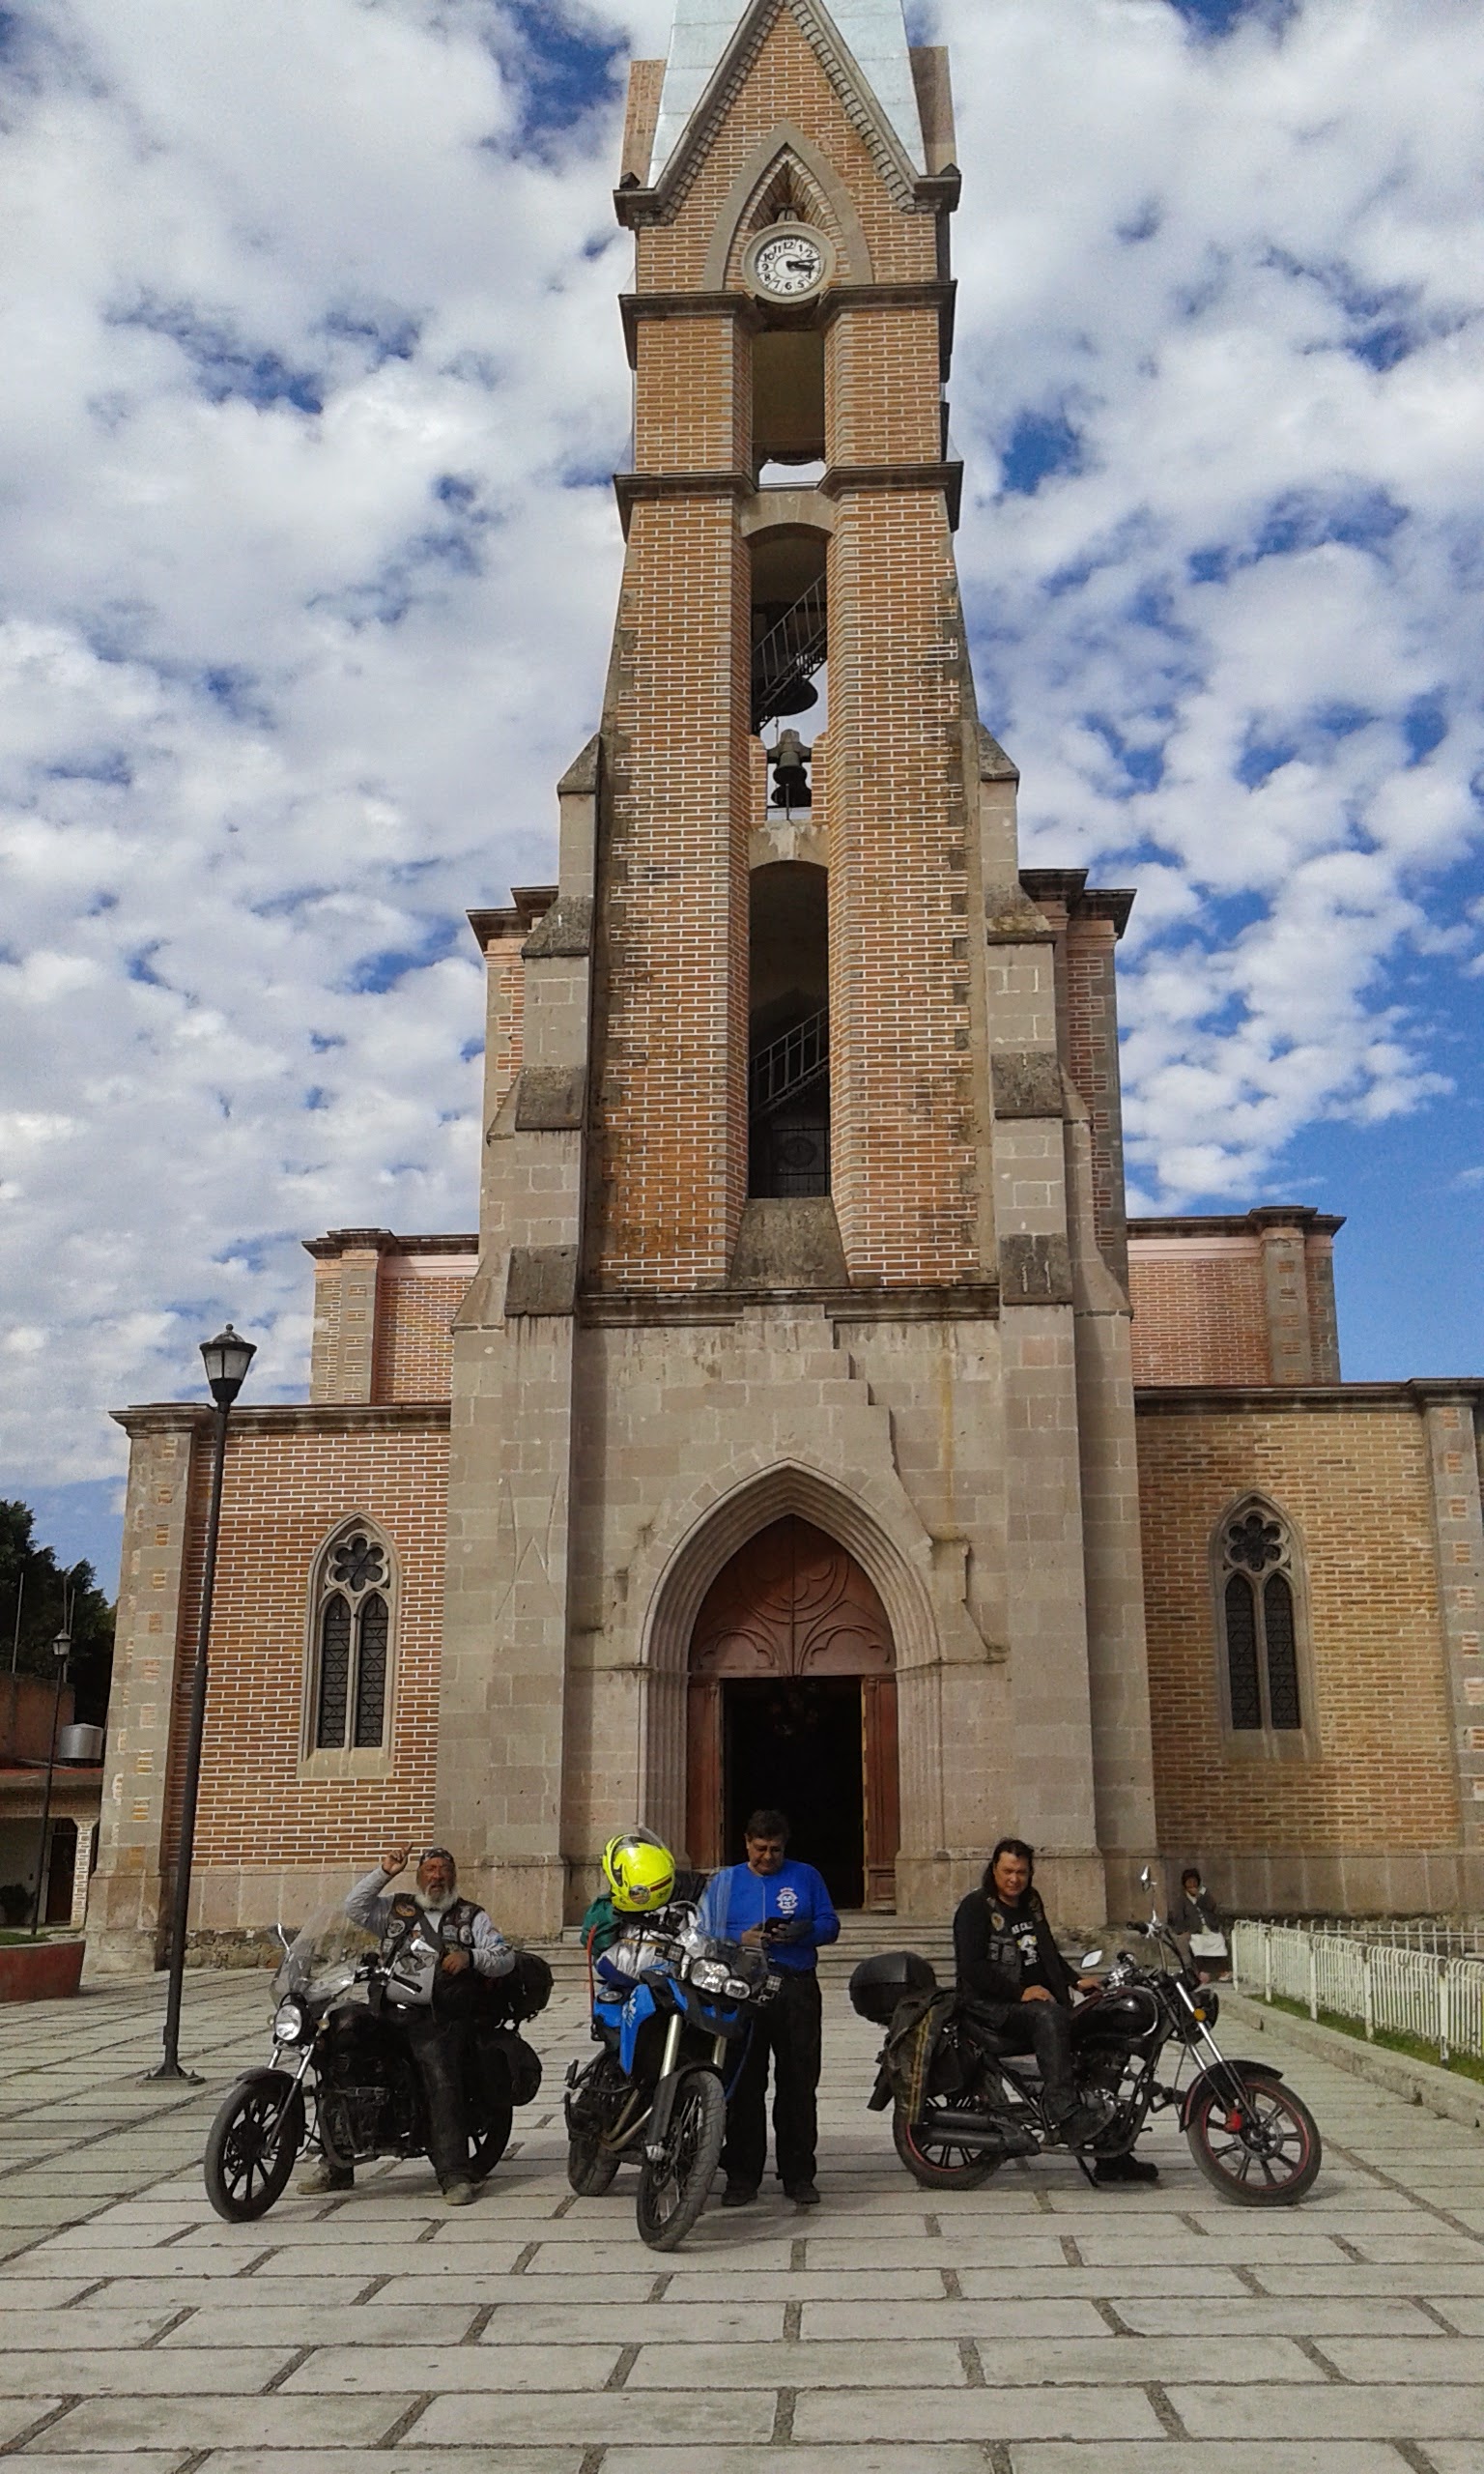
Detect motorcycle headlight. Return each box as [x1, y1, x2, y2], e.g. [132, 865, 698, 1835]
[687, 1958, 729, 1995]
[272, 1997, 307, 2046]
[724, 1976, 753, 2000]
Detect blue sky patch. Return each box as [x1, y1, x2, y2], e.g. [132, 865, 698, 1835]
[345, 919, 461, 994]
[1000, 409, 1083, 496]
[488, 5, 625, 153]
[1253, 485, 1407, 561]
[111, 297, 325, 413]
[1404, 697, 1448, 765]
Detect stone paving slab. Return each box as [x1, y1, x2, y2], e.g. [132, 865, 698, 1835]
[4, 1967, 1484, 2474]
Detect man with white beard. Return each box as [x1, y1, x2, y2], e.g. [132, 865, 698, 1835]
[299, 1845, 515, 2205]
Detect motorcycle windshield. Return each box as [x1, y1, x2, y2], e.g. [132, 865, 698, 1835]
[272, 1895, 379, 2008]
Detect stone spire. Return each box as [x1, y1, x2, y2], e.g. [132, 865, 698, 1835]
[648, 0, 926, 185]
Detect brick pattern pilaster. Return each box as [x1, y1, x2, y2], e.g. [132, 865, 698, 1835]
[1423, 1395, 1484, 1846]
[827, 488, 976, 1280]
[590, 491, 751, 1286]
[1064, 913, 1128, 1288]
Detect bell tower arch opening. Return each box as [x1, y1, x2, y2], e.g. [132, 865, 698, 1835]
[685, 1514, 899, 1910]
[749, 860, 829, 1198]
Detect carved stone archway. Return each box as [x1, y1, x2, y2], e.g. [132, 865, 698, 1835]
[685, 1515, 899, 1907]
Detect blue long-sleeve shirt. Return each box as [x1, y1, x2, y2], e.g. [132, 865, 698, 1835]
[695, 1858, 840, 1973]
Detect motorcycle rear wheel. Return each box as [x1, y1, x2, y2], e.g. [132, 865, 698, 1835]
[892, 2099, 1003, 2190]
[204, 2070, 304, 2222]
[469, 2083, 514, 2181]
[635, 2068, 726, 2252]
[1185, 2071, 1322, 2205]
[567, 2132, 622, 2196]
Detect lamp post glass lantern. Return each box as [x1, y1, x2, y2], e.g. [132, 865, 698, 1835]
[148, 1321, 256, 2081]
[29, 1631, 71, 1938]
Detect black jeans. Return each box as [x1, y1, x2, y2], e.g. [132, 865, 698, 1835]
[969, 1997, 1078, 2119]
[402, 2012, 472, 2189]
[722, 1970, 822, 2190]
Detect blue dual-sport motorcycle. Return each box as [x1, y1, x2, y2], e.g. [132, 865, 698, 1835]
[563, 1904, 780, 2250]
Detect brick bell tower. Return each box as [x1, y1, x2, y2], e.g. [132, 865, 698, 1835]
[440, 0, 1157, 1935]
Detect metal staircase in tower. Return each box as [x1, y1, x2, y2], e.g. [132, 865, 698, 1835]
[750, 1008, 829, 1117]
[751, 578, 827, 733]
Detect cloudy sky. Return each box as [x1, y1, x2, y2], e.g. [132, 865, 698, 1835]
[3, 0, 1481, 1591]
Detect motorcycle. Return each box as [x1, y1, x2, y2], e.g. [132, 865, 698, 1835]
[852, 1873, 1323, 2207]
[203, 1895, 551, 2222]
[563, 1903, 781, 2251]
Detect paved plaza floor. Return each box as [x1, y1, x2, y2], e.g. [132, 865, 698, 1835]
[4, 1968, 1484, 2472]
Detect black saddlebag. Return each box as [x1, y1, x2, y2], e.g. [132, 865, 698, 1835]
[478, 2026, 543, 2108]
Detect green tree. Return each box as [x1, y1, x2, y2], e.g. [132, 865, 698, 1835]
[0, 1503, 115, 1727]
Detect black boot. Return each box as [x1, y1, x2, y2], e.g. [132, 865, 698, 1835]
[1094, 2149, 1159, 2185]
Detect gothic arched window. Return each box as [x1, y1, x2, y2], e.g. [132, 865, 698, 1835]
[1213, 1498, 1315, 1757]
[307, 1522, 396, 1757]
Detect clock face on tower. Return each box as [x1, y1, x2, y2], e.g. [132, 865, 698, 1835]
[744, 223, 832, 302]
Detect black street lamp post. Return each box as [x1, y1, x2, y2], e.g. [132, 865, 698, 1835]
[29, 1629, 71, 1938]
[148, 1322, 256, 2083]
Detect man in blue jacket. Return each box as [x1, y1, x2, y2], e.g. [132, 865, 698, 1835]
[696, 1807, 840, 2209]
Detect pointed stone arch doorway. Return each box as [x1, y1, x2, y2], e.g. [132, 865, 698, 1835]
[685, 1515, 899, 1910]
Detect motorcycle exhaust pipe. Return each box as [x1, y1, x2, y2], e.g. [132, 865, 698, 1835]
[921, 2108, 1025, 2149]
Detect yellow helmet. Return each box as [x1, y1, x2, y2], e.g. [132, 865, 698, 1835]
[603, 1828, 675, 1914]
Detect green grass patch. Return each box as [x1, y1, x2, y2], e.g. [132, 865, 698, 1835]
[1256, 1988, 1484, 2087]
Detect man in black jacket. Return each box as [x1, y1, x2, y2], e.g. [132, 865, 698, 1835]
[953, 1836, 1156, 2182]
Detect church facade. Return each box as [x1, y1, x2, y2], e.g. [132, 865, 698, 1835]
[90, 1, 1484, 1970]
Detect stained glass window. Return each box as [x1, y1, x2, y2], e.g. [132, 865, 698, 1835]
[316, 1596, 352, 1748]
[1224, 1574, 1262, 1729]
[1216, 1500, 1306, 1742]
[1264, 1573, 1301, 1730]
[354, 1593, 389, 1747]
[311, 1527, 394, 1752]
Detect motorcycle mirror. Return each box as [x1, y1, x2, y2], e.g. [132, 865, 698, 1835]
[1080, 1949, 1104, 1971]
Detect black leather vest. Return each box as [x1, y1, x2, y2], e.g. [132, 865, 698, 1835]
[380, 1892, 480, 1969]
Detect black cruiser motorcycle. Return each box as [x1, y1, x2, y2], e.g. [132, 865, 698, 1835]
[203, 1896, 551, 2221]
[564, 1903, 780, 2251]
[852, 1873, 1322, 2206]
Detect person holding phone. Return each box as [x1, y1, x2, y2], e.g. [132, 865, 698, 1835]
[695, 1808, 840, 2209]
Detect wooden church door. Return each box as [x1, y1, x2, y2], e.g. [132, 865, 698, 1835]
[685, 1516, 899, 1909]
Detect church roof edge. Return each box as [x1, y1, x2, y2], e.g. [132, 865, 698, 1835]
[648, 0, 927, 190]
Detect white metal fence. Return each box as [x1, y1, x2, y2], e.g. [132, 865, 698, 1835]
[1232, 1919, 1484, 2066]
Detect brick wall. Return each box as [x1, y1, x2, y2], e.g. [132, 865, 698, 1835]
[1137, 1398, 1459, 1855]
[828, 487, 976, 1279]
[160, 1413, 449, 1887]
[590, 489, 752, 1286]
[372, 1266, 472, 1402]
[1128, 1212, 1343, 1387]
[1062, 911, 1128, 1284]
[1129, 1241, 1271, 1385]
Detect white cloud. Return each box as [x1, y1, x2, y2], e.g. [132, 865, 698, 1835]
[0, 0, 1481, 1503]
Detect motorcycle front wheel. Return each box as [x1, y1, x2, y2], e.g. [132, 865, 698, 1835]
[567, 2132, 622, 2196]
[635, 2068, 726, 2252]
[204, 2069, 304, 2222]
[892, 2099, 1003, 2191]
[1185, 2070, 1322, 2205]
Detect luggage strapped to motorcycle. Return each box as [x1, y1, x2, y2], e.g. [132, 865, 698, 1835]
[880, 1986, 958, 2118]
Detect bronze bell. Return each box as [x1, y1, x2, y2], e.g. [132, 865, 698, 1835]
[769, 729, 813, 812]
